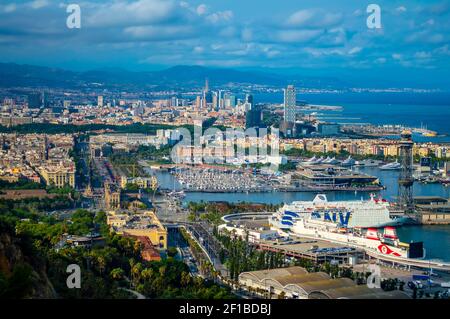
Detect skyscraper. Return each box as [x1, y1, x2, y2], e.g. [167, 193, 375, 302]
[245, 94, 254, 107]
[97, 95, 104, 107]
[245, 107, 263, 129]
[218, 90, 224, 109]
[27, 92, 42, 108]
[195, 96, 201, 110]
[283, 85, 296, 123]
[212, 93, 218, 110]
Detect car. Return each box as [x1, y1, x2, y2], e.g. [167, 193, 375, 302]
[414, 281, 424, 289]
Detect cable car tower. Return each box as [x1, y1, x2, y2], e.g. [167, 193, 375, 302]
[398, 130, 414, 213]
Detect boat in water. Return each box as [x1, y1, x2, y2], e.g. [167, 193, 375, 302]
[380, 161, 402, 170]
[341, 156, 355, 167]
[304, 155, 326, 165]
[354, 159, 382, 167]
[168, 190, 186, 198]
[323, 156, 340, 165]
[269, 194, 424, 259]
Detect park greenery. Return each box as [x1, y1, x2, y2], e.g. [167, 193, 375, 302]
[216, 233, 286, 281]
[0, 119, 221, 137]
[0, 123, 178, 135]
[0, 179, 43, 190]
[0, 196, 234, 299]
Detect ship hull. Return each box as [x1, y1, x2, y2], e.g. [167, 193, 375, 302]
[289, 223, 412, 259]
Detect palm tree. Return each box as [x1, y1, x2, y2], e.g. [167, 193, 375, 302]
[131, 262, 143, 286]
[110, 268, 125, 280]
[141, 268, 154, 281]
[97, 255, 107, 275]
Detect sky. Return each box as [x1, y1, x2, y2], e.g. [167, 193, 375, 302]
[0, 0, 450, 88]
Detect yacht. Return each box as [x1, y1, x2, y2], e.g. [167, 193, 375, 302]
[380, 161, 402, 170]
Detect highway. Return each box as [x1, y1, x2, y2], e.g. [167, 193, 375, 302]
[289, 232, 450, 272]
[365, 250, 450, 272]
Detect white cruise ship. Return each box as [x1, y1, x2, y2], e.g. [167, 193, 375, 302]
[269, 194, 409, 230]
[269, 194, 423, 259]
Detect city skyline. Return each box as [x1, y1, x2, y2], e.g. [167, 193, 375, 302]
[0, 1, 449, 88]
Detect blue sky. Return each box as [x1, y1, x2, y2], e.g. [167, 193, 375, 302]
[0, 0, 449, 88]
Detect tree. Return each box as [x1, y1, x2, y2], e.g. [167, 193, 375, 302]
[131, 263, 143, 285]
[110, 268, 125, 281]
[180, 271, 192, 287]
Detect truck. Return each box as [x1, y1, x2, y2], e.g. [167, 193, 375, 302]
[412, 274, 429, 281]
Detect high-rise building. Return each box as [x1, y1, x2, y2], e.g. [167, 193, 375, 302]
[97, 95, 104, 107]
[42, 91, 48, 107]
[212, 93, 218, 110]
[226, 95, 237, 108]
[195, 96, 201, 110]
[245, 94, 254, 107]
[245, 107, 263, 129]
[218, 90, 224, 109]
[283, 85, 296, 123]
[27, 92, 42, 108]
[398, 130, 414, 213]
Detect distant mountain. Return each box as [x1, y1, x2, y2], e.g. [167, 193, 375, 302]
[0, 62, 348, 90]
[0, 63, 79, 88]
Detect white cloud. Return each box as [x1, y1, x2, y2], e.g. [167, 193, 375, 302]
[206, 10, 233, 24]
[435, 45, 450, 56]
[423, 19, 435, 26]
[286, 9, 341, 28]
[414, 51, 431, 59]
[28, 0, 49, 10]
[348, 47, 362, 55]
[193, 46, 204, 54]
[196, 4, 208, 15]
[86, 0, 178, 28]
[264, 48, 280, 58]
[286, 10, 314, 26]
[2, 4, 17, 13]
[276, 29, 323, 43]
[124, 25, 194, 40]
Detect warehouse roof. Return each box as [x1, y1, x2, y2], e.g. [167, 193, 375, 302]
[286, 278, 355, 295]
[274, 272, 330, 287]
[239, 266, 308, 282]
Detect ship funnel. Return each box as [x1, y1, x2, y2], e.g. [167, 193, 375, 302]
[383, 226, 398, 240]
[366, 228, 379, 240]
[313, 194, 328, 203]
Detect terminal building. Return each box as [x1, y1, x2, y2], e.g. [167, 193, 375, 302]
[293, 165, 379, 187]
[238, 266, 410, 299]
